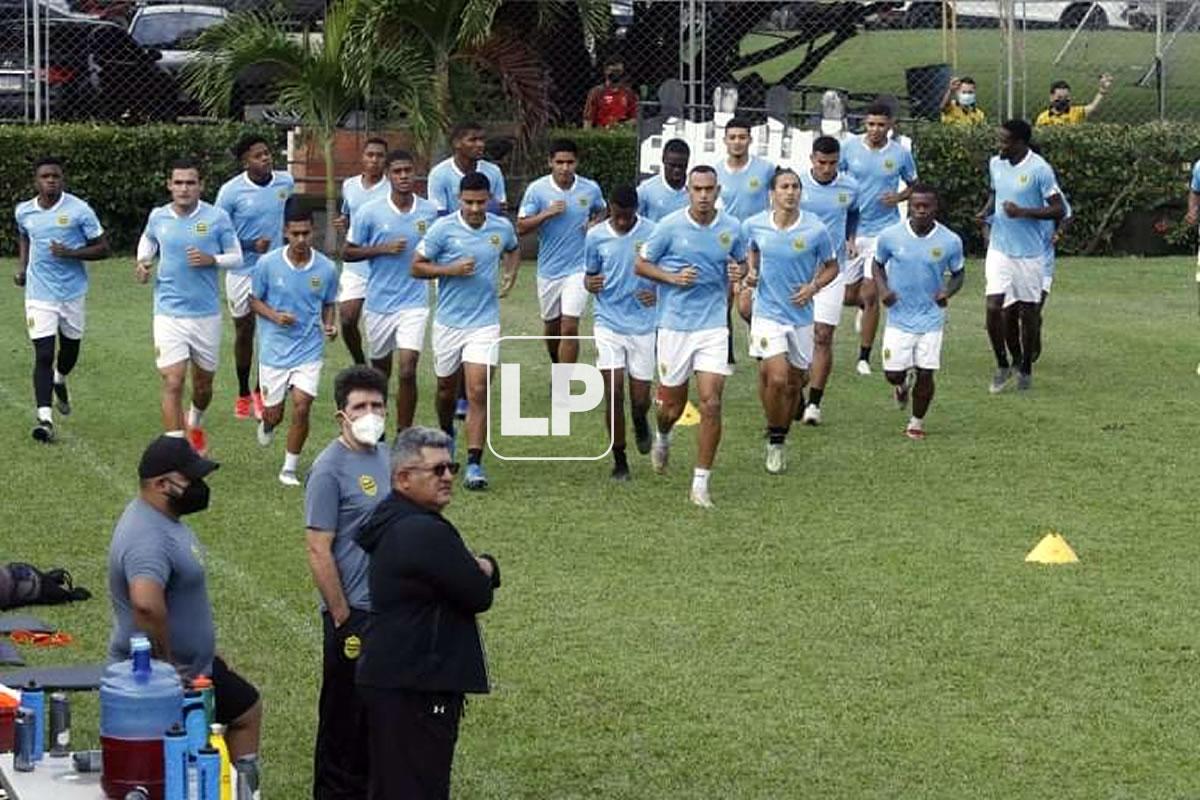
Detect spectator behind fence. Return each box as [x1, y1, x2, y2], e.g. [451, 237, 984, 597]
[1035, 75, 1112, 126]
[941, 76, 985, 125]
[583, 55, 638, 129]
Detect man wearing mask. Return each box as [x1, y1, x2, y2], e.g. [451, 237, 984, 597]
[941, 76, 985, 125]
[1035, 75, 1112, 126]
[583, 56, 638, 129]
[107, 436, 262, 760]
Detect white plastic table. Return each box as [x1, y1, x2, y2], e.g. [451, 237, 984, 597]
[0, 752, 105, 799]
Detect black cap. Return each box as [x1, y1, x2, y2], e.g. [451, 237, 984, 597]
[137, 435, 219, 480]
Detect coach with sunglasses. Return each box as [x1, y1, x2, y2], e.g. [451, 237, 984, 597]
[355, 426, 501, 799]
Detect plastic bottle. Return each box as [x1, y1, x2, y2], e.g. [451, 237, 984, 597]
[233, 755, 260, 800]
[182, 690, 207, 756]
[164, 723, 188, 800]
[131, 635, 152, 681]
[191, 676, 215, 726]
[208, 723, 232, 800]
[197, 746, 220, 800]
[186, 754, 201, 800]
[21, 681, 44, 762]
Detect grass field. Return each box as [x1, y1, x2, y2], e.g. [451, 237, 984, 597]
[4, 254, 1200, 797]
[742, 28, 1200, 123]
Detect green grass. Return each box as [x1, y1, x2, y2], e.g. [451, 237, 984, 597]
[741, 28, 1200, 123]
[4, 254, 1200, 797]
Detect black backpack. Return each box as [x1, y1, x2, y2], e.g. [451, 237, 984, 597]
[0, 563, 92, 610]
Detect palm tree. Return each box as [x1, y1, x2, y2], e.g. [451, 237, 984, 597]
[181, 0, 440, 245]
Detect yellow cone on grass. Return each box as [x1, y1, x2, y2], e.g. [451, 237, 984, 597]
[1025, 532, 1079, 564]
[677, 401, 701, 427]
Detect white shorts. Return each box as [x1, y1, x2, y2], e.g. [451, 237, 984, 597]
[225, 272, 254, 318]
[655, 326, 732, 388]
[432, 322, 500, 378]
[882, 327, 943, 371]
[594, 325, 656, 381]
[153, 314, 221, 372]
[259, 360, 322, 406]
[844, 236, 878, 284]
[1042, 250, 1056, 293]
[337, 268, 368, 303]
[25, 297, 85, 340]
[748, 317, 814, 369]
[812, 272, 847, 327]
[537, 273, 590, 321]
[364, 307, 429, 360]
[985, 249, 1043, 306]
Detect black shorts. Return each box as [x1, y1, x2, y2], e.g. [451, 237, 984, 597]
[213, 655, 260, 725]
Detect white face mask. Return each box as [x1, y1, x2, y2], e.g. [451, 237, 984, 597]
[348, 412, 386, 446]
[958, 91, 976, 107]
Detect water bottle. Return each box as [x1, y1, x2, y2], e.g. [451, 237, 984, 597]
[49, 692, 70, 757]
[131, 635, 152, 681]
[21, 681, 44, 762]
[209, 723, 233, 800]
[197, 746, 220, 800]
[164, 724, 188, 800]
[186, 754, 201, 800]
[182, 690, 207, 756]
[233, 754, 260, 800]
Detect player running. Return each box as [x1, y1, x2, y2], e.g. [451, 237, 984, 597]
[334, 137, 389, 365]
[715, 117, 775, 222]
[583, 185, 657, 481]
[412, 173, 520, 491]
[14, 157, 110, 443]
[250, 204, 338, 485]
[215, 134, 294, 421]
[427, 121, 507, 216]
[872, 184, 965, 439]
[637, 139, 691, 222]
[136, 159, 243, 455]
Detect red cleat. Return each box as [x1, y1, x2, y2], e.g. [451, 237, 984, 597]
[187, 427, 209, 456]
[234, 395, 253, 420]
[252, 390, 265, 421]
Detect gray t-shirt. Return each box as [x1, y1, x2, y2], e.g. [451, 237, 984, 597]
[304, 439, 390, 612]
[107, 498, 215, 679]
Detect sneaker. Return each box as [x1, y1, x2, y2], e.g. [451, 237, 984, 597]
[234, 395, 253, 420]
[689, 485, 715, 508]
[256, 421, 274, 446]
[905, 425, 926, 441]
[856, 359, 871, 376]
[31, 419, 55, 443]
[801, 404, 822, 426]
[633, 421, 652, 455]
[252, 390, 265, 421]
[454, 397, 469, 420]
[989, 367, 1013, 395]
[187, 427, 209, 457]
[611, 463, 631, 482]
[765, 443, 786, 474]
[1017, 372, 1032, 391]
[650, 434, 670, 474]
[463, 462, 489, 490]
[52, 381, 70, 416]
[893, 382, 909, 410]
[278, 470, 301, 486]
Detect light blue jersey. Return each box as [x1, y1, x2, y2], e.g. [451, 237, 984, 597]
[519, 175, 606, 280]
[1191, 160, 1200, 193]
[251, 246, 338, 368]
[715, 156, 776, 221]
[641, 209, 746, 332]
[214, 171, 294, 274]
[988, 152, 1060, 259]
[799, 170, 859, 263]
[636, 174, 689, 222]
[875, 221, 964, 334]
[340, 174, 390, 278]
[839, 135, 917, 236]
[742, 211, 835, 328]
[426, 157, 507, 215]
[1041, 191, 1072, 279]
[348, 194, 439, 314]
[584, 217, 657, 336]
[143, 202, 239, 318]
[15, 192, 104, 303]
[416, 212, 518, 328]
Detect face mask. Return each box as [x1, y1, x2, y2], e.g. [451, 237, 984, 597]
[348, 412, 386, 446]
[1053, 98, 1070, 112]
[168, 478, 210, 516]
[958, 91, 976, 107]
[606, 71, 622, 82]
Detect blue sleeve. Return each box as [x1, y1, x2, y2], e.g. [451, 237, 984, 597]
[902, 149, 918, 182]
[492, 169, 507, 204]
[304, 464, 340, 531]
[730, 226, 748, 262]
[79, 202, 104, 239]
[428, 169, 448, 212]
[323, 263, 338, 303]
[347, 209, 369, 247]
[251, 260, 268, 299]
[584, 231, 602, 274]
[988, 161, 997, 191]
[948, 235, 965, 273]
[1038, 164, 1058, 200]
[641, 217, 670, 263]
[518, 183, 540, 218]
[741, 219, 759, 253]
[502, 220, 519, 252]
[421, 224, 445, 262]
[214, 184, 235, 215]
[591, 186, 606, 216]
[873, 233, 893, 268]
[217, 212, 238, 252]
[1192, 162, 1200, 193]
[637, 186, 649, 218]
[816, 228, 835, 264]
[838, 149, 849, 172]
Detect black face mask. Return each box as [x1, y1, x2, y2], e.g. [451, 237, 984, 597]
[1052, 98, 1070, 112]
[606, 71, 622, 82]
[168, 478, 210, 516]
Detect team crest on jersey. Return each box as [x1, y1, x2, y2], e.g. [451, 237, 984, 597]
[837, 192, 849, 205]
[277, 189, 288, 200]
[883, 158, 896, 171]
[195, 222, 209, 235]
[56, 214, 69, 226]
[1018, 173, 1030, 186]
[489, 234, 502, 249]
[359, 474, 378, 496]
[577, 196, 589, 207]
[792, 237, 806, 252]
[718, 231, 733, 249]
[309, 276, 322, 291]
[931, 247, 944, 259]
[417, 221, 427, 235]
[749, 178, 762, 190]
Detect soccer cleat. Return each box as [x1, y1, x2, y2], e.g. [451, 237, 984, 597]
[454, 397, 469, 420]
[1017, 372, 1033, 392]
[234, 395, 253, 420]
[611, 463, 631, 482]
[905, 425, 927, 441]
[52, 381, 70, 416]
[893, 382, 910, 410]
[989, 367, 1013, 394]
[650, 434, 670, 474]
[463, 462, 489, 490]
[256, 421, 274, 446]
[765, 443, 786, 475]
[252, 390, 265, 421]
[31, 419, 55, 443]
[855, 359, 871, 376]
[278, 470, 301, 487]
[802, 404, 822, 426]
[187, 427, 209, 457]
[689, 485, 715, 509]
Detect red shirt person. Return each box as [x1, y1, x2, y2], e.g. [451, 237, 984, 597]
[583, 57, 638, 129]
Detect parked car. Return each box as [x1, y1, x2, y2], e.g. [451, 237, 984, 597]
[128, 2, 225, 72]
[0, 0, 73, 22]
[903, 1, 1136, 29]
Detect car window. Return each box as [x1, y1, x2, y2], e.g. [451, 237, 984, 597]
[131, 12, 223, 49]
[90, 25, 147, 62]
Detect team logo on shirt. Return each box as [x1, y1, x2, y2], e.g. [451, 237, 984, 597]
[195, 222, 209, 235]
[837, 192, 849, 205]
[309, 276, 322, 291]
[359, 474, 378, 496]
[931, 247, 944, 259]
[749, 178, 762, 190]
[883, 158, 896, 172]
[718, 232, 733, 250]
[489, 234, 502, 249]
[792, 237, 806, 252]
[277, 189, 288, 200]
[343, 634, 361, 660]
[417, 221, 427, 235]
[577, 196, 589, 207]
[1018, 174, 1030, 186]
[56, 214, 69, 226]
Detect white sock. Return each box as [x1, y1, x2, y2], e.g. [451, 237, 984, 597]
[655, 429, 670, 445]
[908, 416, 924, 430]
[283, 451, 300, 473]
[36, 406, 52, 423]
[692, 468, 710, 492]
[187, 405, 205, 429]
[53, 370, 65, 385]
[165, 429, 185, 438]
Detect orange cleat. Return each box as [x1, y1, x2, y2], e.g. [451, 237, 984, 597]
[187, 427, 209, 456]
[252, 390, 265, 421]
[234, 395, 253, 420]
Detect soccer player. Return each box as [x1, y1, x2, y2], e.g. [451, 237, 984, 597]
[637, 139, 690, 222]
[136, 159, 243, 455]
[1187, 158, 1200, 231]
[343, 150, 439, 433]
[977, 119, 1064, 393]
[334, 137, 389, 365]
[839, 101, 917, 375]
[412, 173, 520, 491]
[427, 121, 507, 216]
[518, 138, 606, 366]
[636, 165, 747, 508]
[999, 190, 1072, 365]
[583, 185, 657, 481]
[215, 134, 295, 420]
[872, 184, 965, 439]
[742, 169, 838, 474]
[14, 156, 110, 442]
[715, 118, 775, 222]
[249, 204, 338, 486]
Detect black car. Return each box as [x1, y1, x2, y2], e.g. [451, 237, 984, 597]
[0, 16, 184, 121]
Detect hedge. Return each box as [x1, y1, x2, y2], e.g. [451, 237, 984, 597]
[1, 123, 282, 254]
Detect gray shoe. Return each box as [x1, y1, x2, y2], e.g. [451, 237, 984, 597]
[989, 367, 1013, 395]
[1016, 372, 1032, 391]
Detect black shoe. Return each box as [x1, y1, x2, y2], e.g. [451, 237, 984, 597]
[52, 381, 70, 416]
[610, 463, 631, 481]
[32, 419, 55, 443]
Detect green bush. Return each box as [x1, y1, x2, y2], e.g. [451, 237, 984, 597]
[0, 123, 282, 254]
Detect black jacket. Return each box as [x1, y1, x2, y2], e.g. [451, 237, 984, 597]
[354, 493, 498, 694]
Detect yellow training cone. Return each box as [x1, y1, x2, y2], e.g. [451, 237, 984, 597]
[677, 401, 701, 427]
[1024, 532, 1079, 564]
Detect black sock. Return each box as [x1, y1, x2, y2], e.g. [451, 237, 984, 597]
[808, 388, 824, 408]
[56, 334, 80, 377]
[613, 446, 628, 469]
[632, 414, 649, 440]
[467, 448, 482, 466]
[768, 425, 788, 445]
[858, 346, 872, 362]
[32, 336, 54, 408]
[236, 364, 252, 397]
[442, 422, 455, 437]
[992, 346, 1010, 369]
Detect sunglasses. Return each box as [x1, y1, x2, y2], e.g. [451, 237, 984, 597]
[406, 462, 460, 477]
